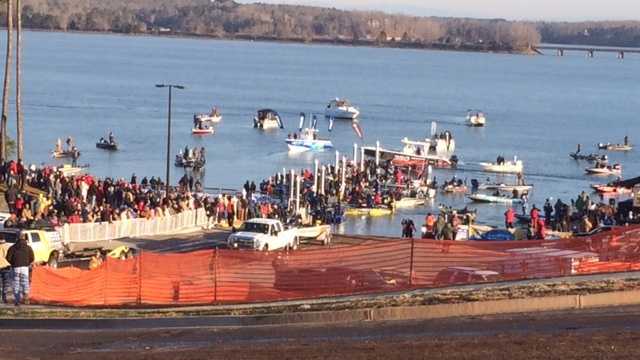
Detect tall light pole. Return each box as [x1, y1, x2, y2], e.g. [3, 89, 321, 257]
[156, 84, 184, 199]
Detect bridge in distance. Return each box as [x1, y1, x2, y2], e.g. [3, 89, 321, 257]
[533, 44, 640, 58]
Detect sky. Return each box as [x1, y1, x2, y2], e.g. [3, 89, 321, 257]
[238, 0, 639, 21]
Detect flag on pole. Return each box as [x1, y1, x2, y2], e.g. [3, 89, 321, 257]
[352, 120, 364, 139]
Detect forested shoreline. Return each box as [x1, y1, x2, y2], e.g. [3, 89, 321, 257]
[1, 0, 639, 52]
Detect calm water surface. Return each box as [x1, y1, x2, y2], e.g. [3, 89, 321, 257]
[4, 31, 640, 236]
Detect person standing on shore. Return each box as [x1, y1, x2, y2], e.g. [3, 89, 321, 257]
[504, 208, 515, 230]
[6, 234, 34, 306]
[0, 238, 10, 304]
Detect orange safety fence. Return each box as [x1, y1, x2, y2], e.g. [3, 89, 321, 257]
[30, 226, 640, 307]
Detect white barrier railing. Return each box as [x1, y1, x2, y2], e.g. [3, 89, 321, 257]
[58, 208, 208, 244]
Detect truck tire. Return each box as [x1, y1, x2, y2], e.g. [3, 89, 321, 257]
[323, 232, 332, 246]
[47, 252, 59, 269]
[262, 244, 269, 252]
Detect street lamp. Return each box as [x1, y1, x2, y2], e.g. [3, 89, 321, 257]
[156, 84, 185, 199]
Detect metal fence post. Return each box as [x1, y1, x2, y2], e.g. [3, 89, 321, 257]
[137, 251, 143, 306]
[409, 237, 415, 287]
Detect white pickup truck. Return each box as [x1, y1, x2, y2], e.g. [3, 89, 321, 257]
[227, 218, 299, 251]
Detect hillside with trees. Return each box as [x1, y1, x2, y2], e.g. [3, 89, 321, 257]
[0, 0, 541, 52]
[1, 0, 639, 51]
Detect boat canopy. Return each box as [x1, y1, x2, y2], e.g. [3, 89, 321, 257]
[614, 176, 640, 188]
[257, 109, 280, 119]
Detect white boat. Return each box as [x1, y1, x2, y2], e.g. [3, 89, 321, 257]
[467, 110, 486, 127]
[585, 164, 622, 176]
[253, 109, 284, 130]
[56, 164, 87, 176]
[478, 183, 533, 193]
[468, 193, 523, 204]
[194, 107, 222, 123]
[286, 128, 333, 153]
[325, 98, 360, 120]
[479, 157, 523, 174]
[362, 129, 457, 169]
[597, 143, 632, 152]
[393, 197, 426, 209]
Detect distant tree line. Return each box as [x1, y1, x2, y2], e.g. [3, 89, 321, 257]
[2, 0, 638, 51]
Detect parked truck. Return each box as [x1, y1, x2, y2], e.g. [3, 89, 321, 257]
[0, 228, 65, 267]
[227, 218, 299, 251]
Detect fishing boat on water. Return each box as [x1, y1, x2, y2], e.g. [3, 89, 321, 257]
[591, 184, 632, 195]
[442, 181, 467, 193]
[393, 197, 427, 209]
[286, 128, 333, 153]
[96, 132, 118, 151]
[363, 123, 458, 169]
[253, 109, 284, 130]
[192, 127, 215, 135]
[194, 106, 222, 123]
[325, 98, 359, 120]
[597, 137, 632, 152]
[479, 156, 523, 174]
[56, 164, 88, 176]
[52, 137, 80, 159]
[344, 206, 393, 217]
[585, 163, 622, 176]
[468, 193, 524, 205]
[175, 146, 206, 169]
[477, 183, 533, 193]
[466, 110, 486, 127]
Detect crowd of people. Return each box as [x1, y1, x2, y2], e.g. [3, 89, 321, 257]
[0, 161, 210, 230]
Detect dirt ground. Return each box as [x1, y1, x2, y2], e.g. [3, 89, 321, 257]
[2, 305, 640, 359]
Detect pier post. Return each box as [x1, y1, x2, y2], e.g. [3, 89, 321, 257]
[375, 140, 380, 167]
[321, 165, 326, 195]
[587, 49, 594, 58]
[335, 150, 340, 171]
[313, 159, 319, 192]
[290, 169, 295, 211]
[341, 156, 347, 200]
[353, 143, 358, 165]
[295, 174, 301, 214]
[360, 146, 365, 172]
[556, 49, 564, 57]
[618, 51, 625, 60]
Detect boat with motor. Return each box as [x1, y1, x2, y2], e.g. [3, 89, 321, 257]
[477, 183, 533, 193]
[96, 139, 118, 151]
[442, 180, 467, 193]
[466, 110, 486, 127]
[570, 152, 602, 161]
[591, 184, 632, 195]
[253, 109, 284, 130]
[585, 163, 622, 176]
[56, 164, 89, 176]
[363, 123, 458, 169]
[286, 128, 333, 153]
[175, 146, 206, 169]
[597, 137, 632, 152]
[325, 98, 359, 120]
[479, 156, 523, 174]
[467, 193, 524, 204]
[52, 137, 80, 159]
[286, 114, 333, 153]
[96, 132, 118, 151]
[194, 106, 222, 124]
[393, 197, 427, 209]
[344, 206, 393, 217]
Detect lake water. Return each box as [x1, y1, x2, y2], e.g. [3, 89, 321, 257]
[4, 31, 640, 236]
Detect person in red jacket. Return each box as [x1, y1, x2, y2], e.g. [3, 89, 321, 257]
[530, 205, 540, 232]
[504, 208, 515, 229]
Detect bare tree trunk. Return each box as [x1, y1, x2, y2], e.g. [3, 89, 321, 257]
[1, 0, 14, 161]
[16, 0, 22, 161]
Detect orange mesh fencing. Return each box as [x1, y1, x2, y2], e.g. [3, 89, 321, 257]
[30, 226, 640, 307]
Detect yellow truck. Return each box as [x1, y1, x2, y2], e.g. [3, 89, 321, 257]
[0, 228, 65, 267]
